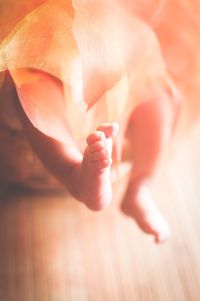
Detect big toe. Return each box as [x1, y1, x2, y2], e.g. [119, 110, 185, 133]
[97, 122, 119, 139]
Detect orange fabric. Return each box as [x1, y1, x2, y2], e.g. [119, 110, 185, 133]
[124, 0, 200, 130]
[0, 0, 199, 141]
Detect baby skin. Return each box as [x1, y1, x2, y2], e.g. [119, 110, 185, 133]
[84, 122, 171, 243]
[79, 123, 118, 210]
[13, 70, 180, 243]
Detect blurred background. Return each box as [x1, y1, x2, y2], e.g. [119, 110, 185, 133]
[0, 121, 200, 301]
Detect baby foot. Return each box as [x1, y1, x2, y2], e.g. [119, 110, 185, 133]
[79, 122, 119, 210]
[121, 183, 171, 243]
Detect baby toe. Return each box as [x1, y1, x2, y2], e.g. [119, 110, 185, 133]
[86, 131, 106, 145]
[89, 149, 110, 162]
[88, 140, 106, 153]
[96, 158, 112, 169]
[97, 122, 119, 139]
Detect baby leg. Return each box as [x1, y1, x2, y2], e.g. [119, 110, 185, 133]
[121, 92, 180, 242]
[80, 123, 118, 210]
[12, 69, 119, 210]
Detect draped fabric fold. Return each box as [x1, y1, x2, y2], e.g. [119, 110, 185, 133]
[0, 0, 200, 142]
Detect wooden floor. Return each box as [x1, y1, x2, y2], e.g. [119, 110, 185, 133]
[1, 124, 200, 301]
